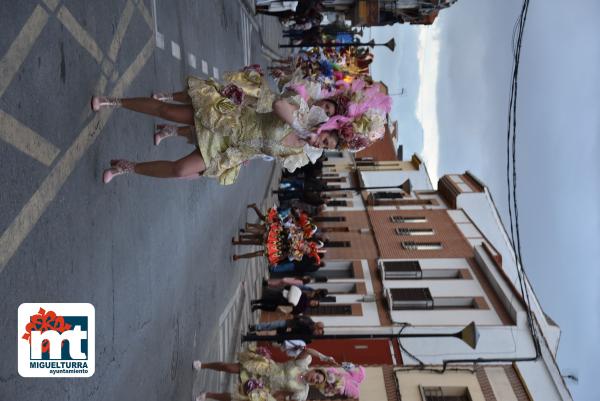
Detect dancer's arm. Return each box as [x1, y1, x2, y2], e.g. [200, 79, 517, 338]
[272, 99, 299, 125]
[272, 390, 295, 401]
[300, 348, 337, 365]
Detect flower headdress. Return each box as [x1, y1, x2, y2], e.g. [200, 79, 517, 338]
[314, 364, 366, 398]
[319, 79, 391, 152]
[286, 77, 392, 152]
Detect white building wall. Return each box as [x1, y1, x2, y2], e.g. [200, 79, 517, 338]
[315, 260, 381, 327]
[381, 257, 503, 326]
[361, 169, 433, 191]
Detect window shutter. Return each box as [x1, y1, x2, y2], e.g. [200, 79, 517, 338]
[390, 288, 433, 310]
[383, 261, 422, 279]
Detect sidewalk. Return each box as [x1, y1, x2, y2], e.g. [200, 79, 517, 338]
[192, 164, 282, 397]
[238, 0, 289, 61]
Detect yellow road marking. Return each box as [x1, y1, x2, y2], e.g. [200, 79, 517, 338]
[42, 0, 61, 12]
[108, 0, 136, 62]
[0, 110, 60, 167]
[0, 1, 154, 273]
[57, 5, 104, 63]
[0, 6, 49, 97]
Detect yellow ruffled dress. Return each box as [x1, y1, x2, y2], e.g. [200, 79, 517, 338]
[187, 71, 309, 185]
[236, 350, 312, 401]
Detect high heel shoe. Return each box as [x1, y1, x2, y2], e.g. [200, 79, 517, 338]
[152, 92, 174, 102]
[102, 159, 135, 184]
[91, 96, 121, 111]
[154, 124, 178, 146]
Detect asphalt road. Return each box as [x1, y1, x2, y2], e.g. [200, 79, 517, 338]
[0, 1, 282, 400]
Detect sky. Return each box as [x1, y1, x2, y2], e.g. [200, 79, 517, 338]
[369, 1, 600, 400]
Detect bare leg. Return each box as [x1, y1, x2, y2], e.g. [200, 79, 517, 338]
[232, 237, 262, 245]
[172, 91, 192, 103]
[245, 223, 265, 232]
[154, 124, 194, 145]
[232, 250, 264, 261]
[205, 392, 232, 401]
[202, 362, 240, 374]
[247, 203, 266, 221]
[267, 278, 286, 287]
[240, 233, 262, 240]
[121, 98, 194, 125]
[134, 149, 205, 178]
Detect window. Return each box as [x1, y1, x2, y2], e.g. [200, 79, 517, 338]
[307, 304, 352, 315]
[326, 151, 344, 158]
[382, 261, 422, 279]
[391, 216, 427, 223]
[420, 386, 473, 401]
[322, 177, 347, 183]
[395, 228, 435, 236]
[356, 160, 376, 166]
[402, 241, 442, 251]
[434, 297, 487, 310]
[320, 227, 350, 233]
[325, 240, 351, 247]
[389, 289, 486, 311]
[313, 216, 345, 222]
[396, 199, 434, 205]
[327, 200, 348, 207]
[389, 288, 433, 310]
[373, 191, 404, 199]
[313, 261, 355, 279]
[381, 261, 469, 280]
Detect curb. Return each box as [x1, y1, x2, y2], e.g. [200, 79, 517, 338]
[236, 0, 284, 61]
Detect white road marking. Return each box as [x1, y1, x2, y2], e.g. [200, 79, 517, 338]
[0, 6, 49, 98]
[201, 60, 208, 74]
[151, 0, 164, 49]
[212, 66, 219, 80]
[155, 32, 164, 49]
[57, 5, 104, 63]
[0, 17, 154, 273]
[0, 110, 60, 167]
[240, 9, 252, 65]
[188, 53, 196, 69]
[171, 41, 180, 59]
[107, 0, 135, 62]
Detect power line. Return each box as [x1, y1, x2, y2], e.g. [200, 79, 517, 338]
[505, 0, 541, 353]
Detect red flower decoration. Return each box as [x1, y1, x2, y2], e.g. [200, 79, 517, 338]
[221, 84, 245, 105]
[21, 308, 72, 353]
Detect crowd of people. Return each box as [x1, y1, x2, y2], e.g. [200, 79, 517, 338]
[191, 158, 364, 401]
[90, 1, 386, 400]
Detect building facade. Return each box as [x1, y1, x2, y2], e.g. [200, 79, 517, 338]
[322, 0, 458, 27]
[260, 144, 572, 400]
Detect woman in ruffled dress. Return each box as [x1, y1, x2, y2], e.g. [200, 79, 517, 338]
[91, 67, 340, 185]
[193, 348, 365, 401]
[193, 348, 324, 401]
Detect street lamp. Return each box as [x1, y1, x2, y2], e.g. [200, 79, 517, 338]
[279, 38, 396, 52]
[317, 179, 412, 194]
[242, 321, 481, 350]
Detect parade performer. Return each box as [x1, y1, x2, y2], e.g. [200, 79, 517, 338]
[232, 206, 322, 264]
[193, 347, 329, 401]
[91, 67, 343, 185]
